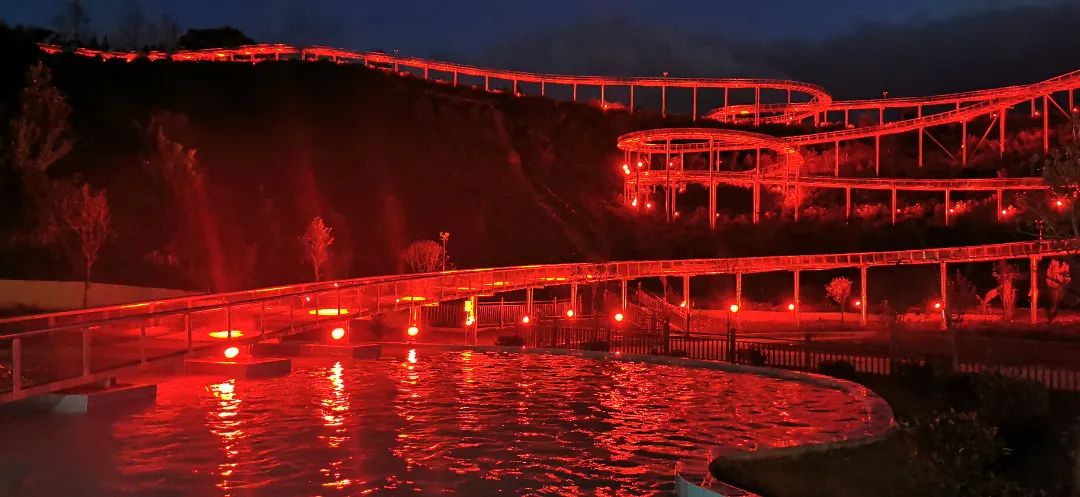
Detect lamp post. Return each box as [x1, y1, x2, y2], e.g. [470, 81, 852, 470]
[439, 231, 450, 271]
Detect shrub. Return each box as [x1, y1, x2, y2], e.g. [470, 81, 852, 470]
[902, 410, 1008, 497]
[736, 349, 766, 366]
[893, 359, 937, 392]
[495, 334, 525, 347]
[668, 349, 688, 357]
[818, 359, 857, 379]
[942, 372, 1050, 428]
[581, 340, 610, 352]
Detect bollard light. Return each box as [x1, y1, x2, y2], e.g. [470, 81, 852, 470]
[224, 346, 240, 359]
[331, 327, 346, 340]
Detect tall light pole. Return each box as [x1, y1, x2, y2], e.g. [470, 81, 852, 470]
[439, 232, 450, 271]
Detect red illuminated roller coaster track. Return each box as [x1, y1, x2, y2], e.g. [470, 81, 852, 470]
[38, 43, 1079, 228]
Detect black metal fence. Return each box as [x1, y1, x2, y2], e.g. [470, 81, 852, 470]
[519, 324, 1080, 392]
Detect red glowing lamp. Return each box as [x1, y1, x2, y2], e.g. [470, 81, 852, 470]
[645, 202, 653, 209]
[614, 312, 625, 322]
[224, 346, 240, 359]
[565, 309, 575, 318]
[331, 327, 346, 340]
[855, 300, 862, 307]
[787, 303, 795, 311]
[407, 325, 420, 337]
[933, 302, 942, 310]
[729, 304, 740, 313]
[521, 315, 531, 324]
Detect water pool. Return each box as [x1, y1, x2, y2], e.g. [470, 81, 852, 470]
[0, 350, 881, 496]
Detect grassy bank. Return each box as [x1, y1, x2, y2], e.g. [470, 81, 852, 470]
[711, 371, 1080, 497]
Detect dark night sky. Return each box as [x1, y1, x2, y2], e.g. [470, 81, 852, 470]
[0, 0, 1065, 57]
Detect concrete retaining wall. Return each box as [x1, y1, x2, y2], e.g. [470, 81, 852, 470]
[0, 279, 200, 312]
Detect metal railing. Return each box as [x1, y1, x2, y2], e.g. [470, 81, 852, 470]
[1, 240, 1076, 401]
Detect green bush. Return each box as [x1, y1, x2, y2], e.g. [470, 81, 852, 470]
[495, 335, 525, 346]
[818, 359, 857, 379]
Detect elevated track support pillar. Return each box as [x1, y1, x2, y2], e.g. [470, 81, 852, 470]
[891, 188, 897, 225]
[752, 181, 761, 224]
[754, 86, 761, 127]
[629, 84, 634, 111]
[662, 86, 667, 117]
[939, 262, 948, 330]
[961, 119, 968, 166]
[1000, 107, 1007, 157]
[834, 141, 840, 177]
[683, 275, 691, 332]
[735, 273, 743, 309]
[570, 283, 579, 314]
[793, 270, 801, 328]
[621, 279, 628, 311]
[945, 190, 952, 226]
[1044, 94, 1050, 154]
[845, 188, 852, 220]
[859, 266, 868, 327]
[692, 87, 698, 121]
[572, 84, 577, 102]
[526, 287, 534, 316]
[1030, 256, 1040, 324]
[874, 135, 881, 176]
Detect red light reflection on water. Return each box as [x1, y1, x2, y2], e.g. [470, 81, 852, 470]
[206, 380, 242, 496]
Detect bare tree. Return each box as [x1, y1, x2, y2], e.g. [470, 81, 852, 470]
[114, 2, 147, 51]
[945, 271, 979, 370]
[11, 62, 73, 176]
[1046, 259, 1072, 323]
[56, 183, 110, 308]
[154, 13, 181, 51]
[301, 216, 334, 281]
[52, 0, 93, 45]
[825, 276, 853, 323]
[991, 261, 1020, 321]
[401, 240, 445, 274]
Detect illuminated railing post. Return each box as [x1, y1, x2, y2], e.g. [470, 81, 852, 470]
[526, 287, 534, 317]
[753, 86, 761, 126]
[628, 84, 634, 111]
[874, 135, 881, 176]
[185, 312, 192, 351]
[139, 323, 147, 364]
[620, 279, 628, 310]
[12, 337, 21, 396]
[82, 327, 90, 378]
